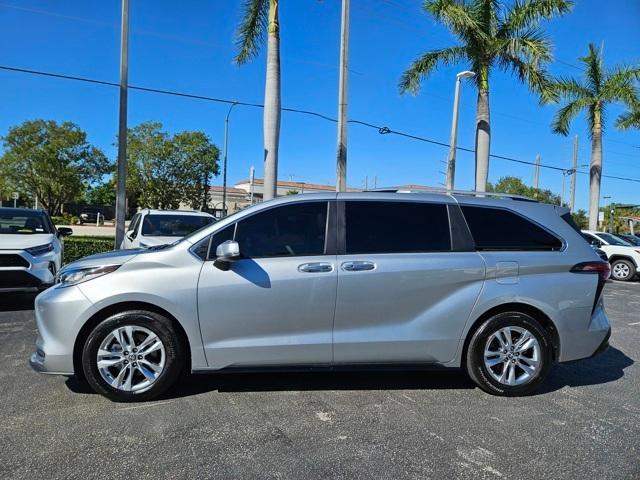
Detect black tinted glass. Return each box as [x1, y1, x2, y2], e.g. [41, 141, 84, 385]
[207, 224, 236, 258]
[235, 202, 327, 257]
[345, 201, 451, 254]
[0, 210, 51, 234]
[461, 206, 562, 251]
[141, 214, 214, 237]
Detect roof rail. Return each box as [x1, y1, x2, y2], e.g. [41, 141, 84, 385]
[367, 186, 538, 202]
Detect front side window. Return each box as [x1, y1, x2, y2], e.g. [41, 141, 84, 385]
[595, 232, 630, 246]
[235, 202, 328, 258]
[461, 205, 562, 251]
[345, 201, 451, 254]
[141, 214, 215, 237]
[128, 214, 141, 239]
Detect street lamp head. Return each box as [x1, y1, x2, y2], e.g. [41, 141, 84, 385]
[457, 70, 476, 79]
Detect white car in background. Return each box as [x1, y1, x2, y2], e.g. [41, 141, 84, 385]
[0, 207, 72, 292]
[120, 209, 216, 249]
[581, 230, 640, 281]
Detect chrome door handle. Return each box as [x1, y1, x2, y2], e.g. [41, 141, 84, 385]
[341, 261, 376, 272]
[298, 262, 334, 273]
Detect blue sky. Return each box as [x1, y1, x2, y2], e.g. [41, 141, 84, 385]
[0, 0, 639, 211]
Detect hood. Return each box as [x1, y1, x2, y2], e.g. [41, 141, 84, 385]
[139, 236, 179, 247]
[63, 248, 144, 270]
[0, 233, 55, 250]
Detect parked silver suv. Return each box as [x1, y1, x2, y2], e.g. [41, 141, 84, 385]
[30, 191, 611, 401]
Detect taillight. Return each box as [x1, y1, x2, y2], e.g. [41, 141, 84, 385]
[571, 261, 611, 282]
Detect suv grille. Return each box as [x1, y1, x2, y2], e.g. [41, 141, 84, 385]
[0, 254, 29, 268]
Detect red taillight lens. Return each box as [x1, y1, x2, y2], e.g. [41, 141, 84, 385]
[571, 261, 611, 282]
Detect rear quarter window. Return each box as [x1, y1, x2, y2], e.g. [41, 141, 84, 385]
[461, 205, 562, 251]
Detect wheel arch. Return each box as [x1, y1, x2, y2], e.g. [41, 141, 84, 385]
[72, 301, 192, 380]
[608, 254, 637, 268]
[461, 302, 560, 366]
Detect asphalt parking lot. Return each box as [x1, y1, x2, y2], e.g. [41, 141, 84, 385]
[0, 283, 638, 480]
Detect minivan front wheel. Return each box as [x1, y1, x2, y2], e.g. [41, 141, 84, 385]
[82, 310, 185, 402]
[466, 312, 552, 396]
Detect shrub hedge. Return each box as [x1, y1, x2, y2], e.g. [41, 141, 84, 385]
[63, 236, 115, 265]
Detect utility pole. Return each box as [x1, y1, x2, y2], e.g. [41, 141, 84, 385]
[114, 0, 129, 249]
[533, 154, 540, 190]
[335, 0, 350, 192]
[446, 70, 475, 190]
[569, 135, 578, 213]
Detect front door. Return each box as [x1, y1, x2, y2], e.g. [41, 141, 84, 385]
[333, 199, 485, 365]
[197, 201, 337, 369]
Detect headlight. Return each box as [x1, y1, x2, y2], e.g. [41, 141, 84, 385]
[25, 243, 54, 256]
[55, 265, 120, 287]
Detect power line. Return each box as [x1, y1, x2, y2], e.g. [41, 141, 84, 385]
[2, 63, 640, 185]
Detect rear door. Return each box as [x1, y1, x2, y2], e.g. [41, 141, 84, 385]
[333, 199, 485, 364]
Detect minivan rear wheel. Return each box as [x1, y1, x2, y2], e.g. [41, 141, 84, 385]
[466, 312, 552, 396]
[81, 310, 185, 402]
[610, 259, 636, 281]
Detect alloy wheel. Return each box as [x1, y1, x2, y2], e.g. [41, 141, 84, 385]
[96, 325, 166, 393]
[483, 326, 541, 387]
[612, 262, 630, 280]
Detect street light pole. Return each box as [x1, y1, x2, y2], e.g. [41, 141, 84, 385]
[569, 135, 578, 213]
[222, 101, 239, 217]
[114, 0, 129, 249]
[446, 70, 475, 191]
[336, 0, 350, 192]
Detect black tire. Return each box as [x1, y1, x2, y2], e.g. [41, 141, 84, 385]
[610, 259, 636, 282]
[465, 312, 553, 396]
[82, 310, 185, 402]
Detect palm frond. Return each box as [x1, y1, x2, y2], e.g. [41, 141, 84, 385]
[234, 0, 269, 64]
[471, 0, 500, 37]
[551, 97, 589, 135]
[498, 53, 556, 102]
[616, 108, 640, 130]
[424, 0, 487, 45]
[551, 75, 592, 101]
[499, 0, 573, 36]
[601, 65, 640, 104]
[579, 43, 604, 95]
[399, 46, 468, 94]
[500, 27, 553, 63]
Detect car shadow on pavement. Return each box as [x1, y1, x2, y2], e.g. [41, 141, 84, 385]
[537, 346, 633, 394]
[0, 293, 37, 312]
[64, 347, 633, 399]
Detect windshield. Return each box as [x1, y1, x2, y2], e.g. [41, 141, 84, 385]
[0, 211, 52, 235]
[618, 234, 640, 246]
[141, 214, 215, 237]
[597, 232, 631, 246]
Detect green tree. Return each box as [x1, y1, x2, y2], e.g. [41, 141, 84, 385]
[85, 180, 117, 206]
[399, 0, 571, 192]
[616, 105, 640, 130]
[488, 175, 560, 204]
[235, 0, 280, 200]
[572, 209, 588, 229]
[124, 122, 219, 210]
[0, 120, 109, 214]
[550, 44, 640, 230]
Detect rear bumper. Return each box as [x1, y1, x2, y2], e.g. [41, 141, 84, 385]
[589, 326, 611, 358]
[558, 299, 611, 362]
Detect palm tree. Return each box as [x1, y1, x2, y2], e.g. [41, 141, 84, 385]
[551, 44, 639, 230]
[616, 106, 640, 130]
[399, 0, 571, 192]
[235, 0, 280, 200]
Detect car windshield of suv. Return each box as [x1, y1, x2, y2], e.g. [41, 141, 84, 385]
[141, 214, 214, 237]
[597, 232, 631, 246]
[618, 235, 640, 246]
[0, 211, 51, 234]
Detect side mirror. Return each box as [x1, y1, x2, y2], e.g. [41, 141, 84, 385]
[57, 227, 73, 237]
[213, 240, 240, 271]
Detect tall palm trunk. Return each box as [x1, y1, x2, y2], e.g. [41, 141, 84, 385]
[262, 0, 281, 201]
[474, 68, 490, 192]
[588, 106, 603, 230]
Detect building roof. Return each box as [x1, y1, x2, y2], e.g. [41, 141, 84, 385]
[235, 178, 361, 192]
[208, 186, 249, 195]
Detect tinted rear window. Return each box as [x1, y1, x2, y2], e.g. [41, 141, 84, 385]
[345, 201, 451, 254]
[461, 205, 562, 251]
[141, 214, 214, 237]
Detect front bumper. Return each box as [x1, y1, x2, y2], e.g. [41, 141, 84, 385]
[29, 284, 96, 375]
[0, 249, 58, 292]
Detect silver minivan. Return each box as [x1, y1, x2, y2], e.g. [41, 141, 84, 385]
[30, 191, 611, 401]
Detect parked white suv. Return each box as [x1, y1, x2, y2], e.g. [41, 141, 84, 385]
[0, 207, 72, 292]
[120, 209, 216, 249]
[581, 230, 640, 281]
